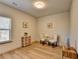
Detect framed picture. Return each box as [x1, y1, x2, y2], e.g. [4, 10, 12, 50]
[23, 22, 28, 28]
[47, 23, 53, 29]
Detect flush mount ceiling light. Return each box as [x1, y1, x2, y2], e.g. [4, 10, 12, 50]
[33, 0, 47, 9]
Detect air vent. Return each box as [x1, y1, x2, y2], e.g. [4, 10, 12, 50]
[12, 2, 17, 6]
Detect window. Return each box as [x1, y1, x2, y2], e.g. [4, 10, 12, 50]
[0, 16, 11, 44]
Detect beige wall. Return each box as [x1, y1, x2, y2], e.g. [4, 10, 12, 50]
[0, 3, 37, 54]
[70, 0, 78, 50]
[0, 0, 77, 54]
[37, 12, 70, 46]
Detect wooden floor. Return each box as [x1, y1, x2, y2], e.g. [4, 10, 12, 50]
[0, 43, 70, 59]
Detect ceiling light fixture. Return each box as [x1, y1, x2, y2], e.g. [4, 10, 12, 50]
[33, 0, 47, 9]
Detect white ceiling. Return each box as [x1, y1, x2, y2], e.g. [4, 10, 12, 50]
[0, 0, 72, 18]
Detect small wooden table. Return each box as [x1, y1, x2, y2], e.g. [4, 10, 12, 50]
[62, 47, 77, 59]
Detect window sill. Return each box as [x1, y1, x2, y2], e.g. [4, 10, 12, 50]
[0, 41, 12, 45]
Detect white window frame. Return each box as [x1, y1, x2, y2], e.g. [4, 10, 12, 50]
[0, 16, 11, 44]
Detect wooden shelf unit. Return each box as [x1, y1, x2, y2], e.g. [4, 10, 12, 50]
[62, 47, 78, 59]
[21, 36, 31, 47]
